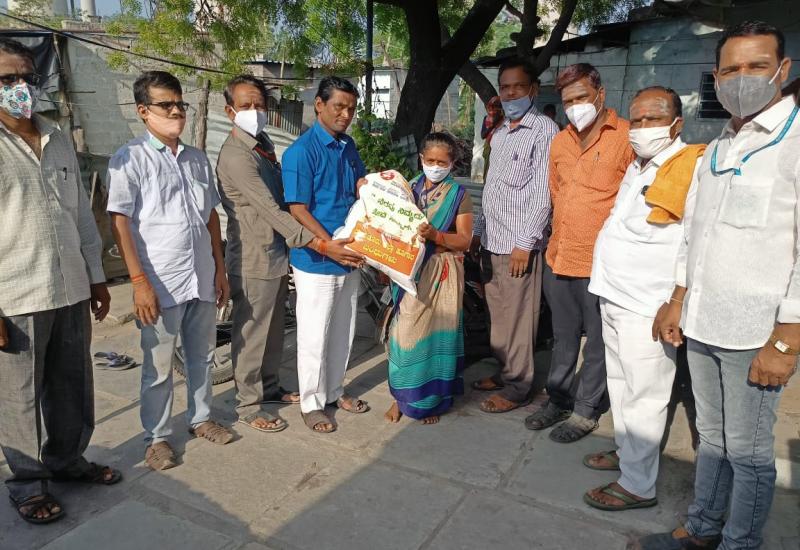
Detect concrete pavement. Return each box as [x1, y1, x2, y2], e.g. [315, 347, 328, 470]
[1, 281, 798, 550]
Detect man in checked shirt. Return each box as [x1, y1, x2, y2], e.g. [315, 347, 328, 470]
[472, 57, 559, 414]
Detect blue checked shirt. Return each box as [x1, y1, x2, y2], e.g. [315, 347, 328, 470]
[476, 108, 558, 254]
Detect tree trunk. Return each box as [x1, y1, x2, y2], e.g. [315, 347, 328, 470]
[193, 79, 211, 150]
[390, 0, 506, 146]
[458, 61, 497, 106]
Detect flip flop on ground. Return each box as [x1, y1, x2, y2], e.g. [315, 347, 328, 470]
[262, 387, 301, 404]
[584, 482, 657, 511]
[471, 376, 504, 391]
[583, 450, 621, 471]
[238, 412, 287, 433]
[479, 394, 531, 413]
[93, 351, 137, 371]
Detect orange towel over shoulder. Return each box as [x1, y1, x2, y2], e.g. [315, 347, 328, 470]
[644, 144, 706, 224]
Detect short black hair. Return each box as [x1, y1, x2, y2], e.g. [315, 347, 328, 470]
[133, 71, 182, 106]
[316, 76, 359, 102]
[633, 86, 683, 118]
[419, 131, 460, 162]
[498, 57, 539, 86]
[224, 74, 269, 106]
[542, 103, 557, 115]
[716, 20, 785, 66]
[0, 37, 36, 68]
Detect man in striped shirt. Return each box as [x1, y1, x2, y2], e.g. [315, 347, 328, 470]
[472, 57, 559, 414]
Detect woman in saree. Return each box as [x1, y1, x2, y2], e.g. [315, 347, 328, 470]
[384, 132, 474, 425]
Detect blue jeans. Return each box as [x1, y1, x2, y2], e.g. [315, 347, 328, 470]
[139, 299, 216, 444]
[684, 338, 782, 550]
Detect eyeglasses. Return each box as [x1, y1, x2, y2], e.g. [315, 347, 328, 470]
[146, 101, 190, 112]
[0, 73, 42, 87]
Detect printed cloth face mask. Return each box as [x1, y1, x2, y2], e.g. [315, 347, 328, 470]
[629, 119, 678, 159]
[715, 62, 784, 119]
[0, 81, 38, 119]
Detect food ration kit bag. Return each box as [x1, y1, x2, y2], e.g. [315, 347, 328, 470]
[334, 170, 427, 295]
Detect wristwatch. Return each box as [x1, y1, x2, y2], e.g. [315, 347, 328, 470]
[768, 334, 800, 356]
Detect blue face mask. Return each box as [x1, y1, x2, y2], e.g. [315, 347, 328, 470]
[501, 92, 533, 121]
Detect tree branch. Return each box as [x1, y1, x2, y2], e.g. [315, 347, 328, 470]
[440, 24, 497, 105]
[504, 1, 523, 21]
[442, 0, 507, 68]
[532, 0, 578, 75]
[511, 0, 540, 59]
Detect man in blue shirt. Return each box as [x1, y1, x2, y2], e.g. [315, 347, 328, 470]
[283, 76, 368, 433]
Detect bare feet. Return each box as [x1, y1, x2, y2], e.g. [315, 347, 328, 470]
[384, 402, 402, 423]
[420, 415, 440, 425]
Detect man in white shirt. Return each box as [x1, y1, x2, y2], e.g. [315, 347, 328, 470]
[108, 71, 234, 471]
[640, 21, 797, 550]
[582, 86, 702, 512]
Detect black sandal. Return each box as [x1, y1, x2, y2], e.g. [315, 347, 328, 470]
[12, 494, 65, 525]
[52, 462, 122, 485]
[549, 416, 598, 443]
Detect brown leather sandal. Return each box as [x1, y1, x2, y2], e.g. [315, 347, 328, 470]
[189, 421, 234, 445]
[479, 394, 531, 413]
[145, 441, 177, 471]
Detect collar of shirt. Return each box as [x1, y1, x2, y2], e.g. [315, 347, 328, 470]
[721, 95, 797, 137]
[502, 106, 542, 131]
[0, 113, 56, 135]
[231, 125, 259, 150]
[312, 120, 347, 150]
[145, 130, 185, 156]
[633, 136, 687, 173]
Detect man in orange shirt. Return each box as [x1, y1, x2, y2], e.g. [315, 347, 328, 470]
[525, 63, 635, 443]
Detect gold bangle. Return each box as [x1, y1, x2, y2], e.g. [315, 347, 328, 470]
[669, 298, 683, 304]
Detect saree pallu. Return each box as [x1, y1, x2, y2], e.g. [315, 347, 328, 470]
[387, 174, 466, 419]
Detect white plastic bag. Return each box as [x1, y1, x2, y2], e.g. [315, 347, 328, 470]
[334, 170, 426, 295]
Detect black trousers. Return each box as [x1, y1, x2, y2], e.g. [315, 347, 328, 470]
[542, 264, 609, 420]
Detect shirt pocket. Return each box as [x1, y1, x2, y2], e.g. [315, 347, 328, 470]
[500, 151, 535, 189]
[53, 166, 80, 210]
[718, 178, 772, 229]
[190, 177, 211, 220]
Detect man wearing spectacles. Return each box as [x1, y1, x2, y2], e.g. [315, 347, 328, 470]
[640, 21, 797, 550]
[107, 70, 234, 472]
[0, 37, 120, 525]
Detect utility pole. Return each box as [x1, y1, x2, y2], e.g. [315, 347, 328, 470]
[365, 0, 374, 119]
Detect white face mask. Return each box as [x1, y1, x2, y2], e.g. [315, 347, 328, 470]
[233, 108, 268, 137]
[565, 92, 601, 132]
[422, 162, 452, 183]
[629, 119, 679, 160]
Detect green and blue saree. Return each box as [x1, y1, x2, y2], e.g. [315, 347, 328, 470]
[387, 173, 467, 419]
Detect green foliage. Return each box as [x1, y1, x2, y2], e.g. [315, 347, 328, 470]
[351, 109, 413, 179]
